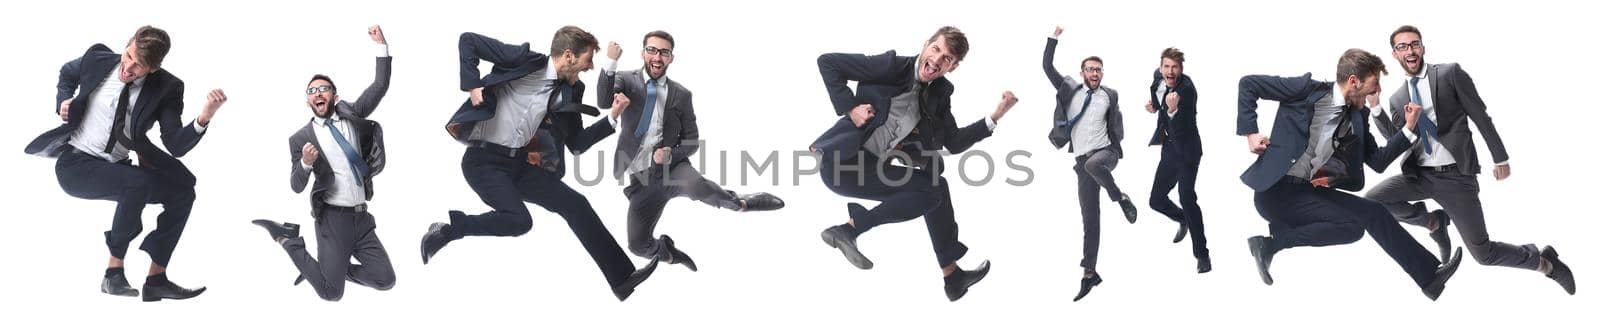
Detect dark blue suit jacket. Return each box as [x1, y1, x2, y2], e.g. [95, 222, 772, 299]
[1235, 73, 1412, 192]
[1149, 70, 1203, 162]
[26, 44, 205, 186]
[446, 32, 614, 179]
[809, 50, 992, 176]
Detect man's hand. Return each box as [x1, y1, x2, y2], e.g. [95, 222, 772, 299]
[652, 147, 671, 164]
[468, 87, 485, 106]
[301, 143, 319, 165]
[1165, 92, 1180, 115]
[198, 89, 227, 127]
[1145, 100, 1156, 114]
[849, 104, 874, 127]
[611, 93, 630, 121]
[1365, 93, 1380, 110]
[1310, 176, 1332, 187]
[1403, 103, 1421, 132]
[368, 25, 386, 45]
[59, 97, 73, 122]
[1246, 133, 1270, 154]
[607, 41, 622, 61]
[1494, 163, 1511, 181]
[1053, 26, 1063, 38]
[991, 91, 1019, 122]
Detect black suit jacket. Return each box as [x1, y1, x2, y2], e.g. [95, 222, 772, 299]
[446, 32, 614, 179]
[809, 50, 992, 175]
[1042, 37, 1124, 156]
[26, 44, 205, 186]
[1235, 73, 1412, 192]
[1372, 63, 1508, 176]
[1148, 70, 1203, 161]
[597, 69, 699, 179]
[289, 56, 391, 217]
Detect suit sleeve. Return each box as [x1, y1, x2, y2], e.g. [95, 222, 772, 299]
[1042, 38, 1079, 90]
[939, 88, 994, 154]
[157, 80, 204, 157]
[817, 51, 901, 116]
[1237, 74, 1311, 135]
[458, 32, 533, 91]
[1452, 66, 1509, 164]
[346, 56, 393, 118]
[597, 70, 623, 109]
[56, 57, 84, 114]
[565, 117, 616, 155]
[289, 134, 312, 193]
[1363, 116, 1416, 173]
[1373, 92, 1404, 139]
[669, 90, 700, 160]
[1109, 90, 1124, 145]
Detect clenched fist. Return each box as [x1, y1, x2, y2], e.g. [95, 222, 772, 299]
[301, 143, 320, 166]
[198, 89, 227, 127]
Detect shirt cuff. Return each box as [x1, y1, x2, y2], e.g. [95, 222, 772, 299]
[601, 57, 618, 73]
[375, 44, 390, 57]
[1401, 127, 1417, 143]
[299, 159, 314, 171]
[607, 115, 618, 128]
[192, 119, 208, 134]
[984, 117, 997, 131]
[1495, 160, 1509, 166]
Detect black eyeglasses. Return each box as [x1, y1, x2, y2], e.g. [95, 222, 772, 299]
[1082, 67, 1104, 73]
[306, 85, 332, 95]
[1393, 41, 1424, 52]
[644, 46, 674, 58]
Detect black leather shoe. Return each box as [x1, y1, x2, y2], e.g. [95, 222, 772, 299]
[1427, 210, 1452, 261]
[821, 224, 873, 270]
[420, 222, 455, 265]
[1197, 255, 1213, 274]
[656, 235, 698, 272]
[1248, 236, 1276, 285]
[738, 192, 785, 212]
[1422, 247, 1464, 301]
[943, 260, 991, 301]
[142, 277, 206, 302]
[251, 219, 300, 241]
[1541, 245, 1576, 295]
[1173, 221, 1189, 243]
[1071, 272, 1103, 302]
[612, 258, 660, 301]
[1117, 195, 1137, 224]
[101, 274, 138, 297]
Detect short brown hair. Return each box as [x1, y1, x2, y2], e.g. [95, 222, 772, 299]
[126, 25, 171, 69]
[926, 26, 969, 62]
[643, 30, 675, 49]
[1080, 56, 1103, 70]
[1336, 48, 1387, 83]
[550, 25, 598, 57]
[1389, 25, 1422, 47]
[1161, 47, 1185, 68]
[308, 74, 335, 95]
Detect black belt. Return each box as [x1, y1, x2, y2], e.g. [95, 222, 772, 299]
[324, 203, 368, 213]
[1420, 164, 1458, 173]
[1278, 175, 1313, 185]
[468, 140, 524, 158]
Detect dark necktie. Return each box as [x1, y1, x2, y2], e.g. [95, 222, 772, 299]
[635, 79, 658, 142]
[1409, 77, 1437, 154]
[324, 119, 369, 186]
[105, 85, 134, 154]
[1059, 89, 1094, 134]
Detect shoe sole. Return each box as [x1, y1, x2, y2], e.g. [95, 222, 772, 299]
[820, 230, 873, 270]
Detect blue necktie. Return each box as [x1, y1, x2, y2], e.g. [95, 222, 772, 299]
[634, 79, 658, 142]
[324, 119, 369, 185]
[1058, 90, 1094, 135]
[1409, 77, 1437, 154]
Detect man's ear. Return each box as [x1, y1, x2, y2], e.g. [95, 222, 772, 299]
[948, 62, 960, 74]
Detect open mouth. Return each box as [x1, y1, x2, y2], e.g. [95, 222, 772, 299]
[314, 99, 328, 109]
[922, 62, 940, 78]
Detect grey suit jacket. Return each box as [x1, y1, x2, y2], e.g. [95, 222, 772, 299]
[1043, 37, 1123, 156]
[597, 69, 699, 179]
[1373, 63, 1508, 176]
[289, 56, 391, 217]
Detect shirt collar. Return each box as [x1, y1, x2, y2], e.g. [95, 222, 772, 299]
[1331, 83, 1348, 108]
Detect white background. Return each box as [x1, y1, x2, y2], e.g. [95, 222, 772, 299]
[1, 0, 1594, 324]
